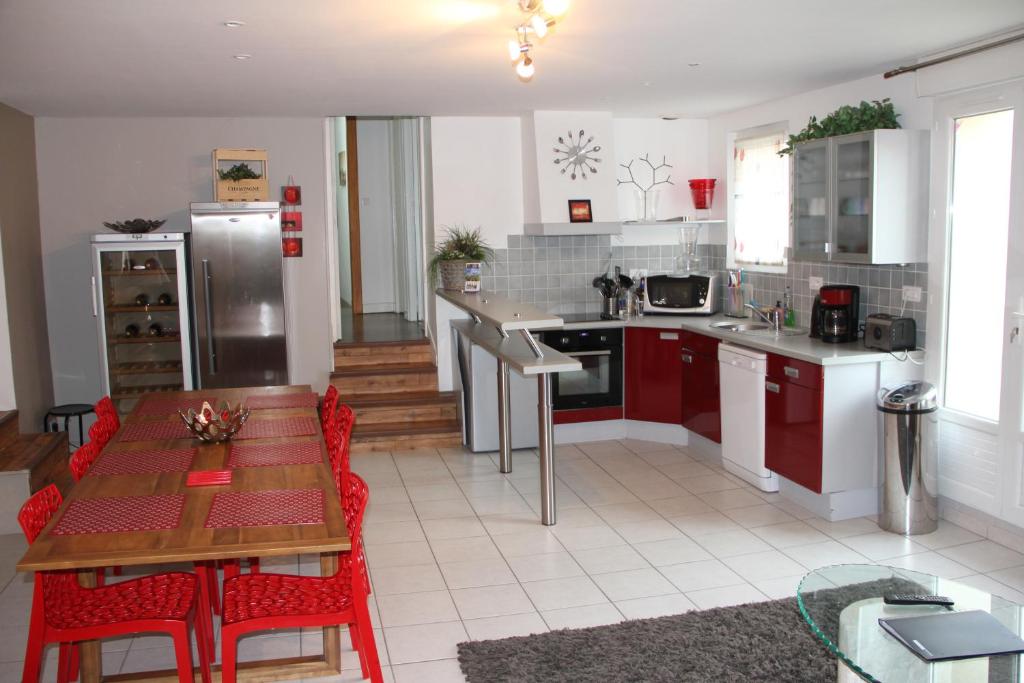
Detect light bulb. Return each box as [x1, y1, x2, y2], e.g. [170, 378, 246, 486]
[516, 55, 535, 80]
[542, 0, 569, 16]
[508, 38, 522, 61]
[530, 14, 549, 38]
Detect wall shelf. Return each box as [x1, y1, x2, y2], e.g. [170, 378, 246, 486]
[622, 219, 726, 227]
[523, 222, 622, 236]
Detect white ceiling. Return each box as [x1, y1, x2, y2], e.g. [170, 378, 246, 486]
[1, 0, 1022, 118]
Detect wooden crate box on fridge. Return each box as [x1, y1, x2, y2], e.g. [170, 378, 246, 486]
[213, 148, 270, 202]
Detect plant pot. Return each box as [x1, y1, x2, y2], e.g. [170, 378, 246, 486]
[439, 260, 469, 291]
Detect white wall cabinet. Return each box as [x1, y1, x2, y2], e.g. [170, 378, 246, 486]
[791, 129, 928, 264]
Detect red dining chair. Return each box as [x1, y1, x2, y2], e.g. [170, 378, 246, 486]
[321, 385, 340, 433]
[94, 396, 121, 432]
[220, 473, 382, 683]
[18, 485, 213, 683]
[327, 405, 355, 499]
[68, 441, 101, 483]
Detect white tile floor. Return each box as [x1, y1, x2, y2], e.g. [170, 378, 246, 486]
[2, 438, 1024, 682]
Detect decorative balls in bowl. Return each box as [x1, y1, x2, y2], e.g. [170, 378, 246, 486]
[103, 218, 166, 234]
[179, 401, 250, 443]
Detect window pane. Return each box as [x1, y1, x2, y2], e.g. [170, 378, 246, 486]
[733, 132, 789, 267]
[944, 109, 1014, 421]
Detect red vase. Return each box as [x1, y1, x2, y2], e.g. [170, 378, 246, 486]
[688, 178, 716, 210]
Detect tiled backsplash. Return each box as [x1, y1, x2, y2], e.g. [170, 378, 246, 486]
[483, 235, 928, 348]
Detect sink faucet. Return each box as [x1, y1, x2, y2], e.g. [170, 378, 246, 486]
[745, 303, 781, 331]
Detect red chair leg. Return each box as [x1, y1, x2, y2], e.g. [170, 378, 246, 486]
[95, 568, 105, 587]
[349, 623, 369, 680]
[248, 557, 260, 574]
[22, 594, 46, 683]
[191, 612, 212, 683]
[112, 566, 122, 576]
[353, 599, 384, 683]
[221, 627, 239, 683]
[170, 622, 195, 683]
[222, 560, 240, 581]
[70, 644, 80, 683]
[56, 643, 73, 683]
[193, 562, 217, 655]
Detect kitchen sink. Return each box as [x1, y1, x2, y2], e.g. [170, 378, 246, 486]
[710, 321, 808, 337]
[710, 321, 772, 332]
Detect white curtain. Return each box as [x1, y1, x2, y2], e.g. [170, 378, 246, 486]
[389, 118, 425, 322]
[732, 132, 789, 267]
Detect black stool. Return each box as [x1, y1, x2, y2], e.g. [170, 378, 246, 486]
[44, 403, 94, 448]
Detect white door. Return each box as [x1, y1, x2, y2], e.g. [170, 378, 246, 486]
[928, 81, 1024, 524]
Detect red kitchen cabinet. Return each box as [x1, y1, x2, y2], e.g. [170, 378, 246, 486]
[679, 331, 721, 443]
[625, 327, 682, 424]
[764, 354, 824, 493]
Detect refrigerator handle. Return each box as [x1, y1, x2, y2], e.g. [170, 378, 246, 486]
[201, 259, 217, 374]
[90, 276, 98, 317]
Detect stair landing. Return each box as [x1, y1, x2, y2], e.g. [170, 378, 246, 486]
[0, 410, 71, 534]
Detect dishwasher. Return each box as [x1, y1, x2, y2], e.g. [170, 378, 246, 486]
[718, 343, 778, 492]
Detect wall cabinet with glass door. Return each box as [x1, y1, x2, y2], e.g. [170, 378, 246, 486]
[791, 129, 928, 264]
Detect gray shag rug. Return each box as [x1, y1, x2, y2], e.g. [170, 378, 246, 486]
[457, 578, 926, 682]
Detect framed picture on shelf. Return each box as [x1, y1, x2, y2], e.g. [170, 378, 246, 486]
[281, 211, 303, 231]
[568, 199, 592, 223]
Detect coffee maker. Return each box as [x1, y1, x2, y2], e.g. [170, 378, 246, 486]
[818, 285, 860, 343]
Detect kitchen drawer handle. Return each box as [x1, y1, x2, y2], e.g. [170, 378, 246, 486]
[659, 332, 679, 341]
[681, 353, 694, 364]
[91, 276, 98, 317]
[766, 381, 781, 394]
[784, 366, 800, 379]
[567, 350, 612, 357]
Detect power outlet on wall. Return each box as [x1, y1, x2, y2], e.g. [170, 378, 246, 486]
[902, 285, 922, 303]
[808, 276, 823, 291]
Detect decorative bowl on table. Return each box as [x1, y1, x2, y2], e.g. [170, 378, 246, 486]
[179, 401, 250, 443]
[103, 218, 166, 234]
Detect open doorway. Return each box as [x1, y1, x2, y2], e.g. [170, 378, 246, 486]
[330, 116, 429, 344]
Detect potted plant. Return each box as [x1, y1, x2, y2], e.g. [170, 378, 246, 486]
[778, 98, 900, 155]
[429, 225, 494, 292]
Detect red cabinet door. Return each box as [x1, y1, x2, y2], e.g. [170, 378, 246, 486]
[625, 327, 682, 424]
[765, 372, 824, 493]
[680, 340, 721, 443]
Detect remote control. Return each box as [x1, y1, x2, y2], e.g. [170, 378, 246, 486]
[883, 594, 955, 607]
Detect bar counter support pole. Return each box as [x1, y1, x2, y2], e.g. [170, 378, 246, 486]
[537, 373, 557, 525]
[497, 359, 512, 474]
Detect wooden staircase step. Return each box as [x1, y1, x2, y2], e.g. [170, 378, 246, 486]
[344, 391, 458, 425]
[330, 362, 438, 395]
[0, 431, 71, 495]
[334, 339, 433, 370]
[0, 410, 19, 451]
[351, 418, 462, 453]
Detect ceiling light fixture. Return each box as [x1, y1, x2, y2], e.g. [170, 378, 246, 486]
[233, 54, 252, 60]
[223, 20, 245, 28]
[509, 0, 567, 81]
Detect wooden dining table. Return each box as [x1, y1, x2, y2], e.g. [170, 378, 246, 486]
[16, 385, 351, 683]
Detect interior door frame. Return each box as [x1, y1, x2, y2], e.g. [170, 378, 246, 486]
[346, 118, 364, 315]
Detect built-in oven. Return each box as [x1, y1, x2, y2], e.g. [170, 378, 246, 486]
[540, 328, 623, 410]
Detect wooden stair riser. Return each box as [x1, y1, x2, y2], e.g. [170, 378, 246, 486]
[331, 371, 438, 395]
[350, 402, 457, 425]
[0, 432, 72, 496]
[334, 345, 434, 370]
[0, 410, 19, 451]
[351, 433, 462, 453]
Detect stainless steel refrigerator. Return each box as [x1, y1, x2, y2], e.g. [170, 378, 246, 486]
[189, 202, 288, 389]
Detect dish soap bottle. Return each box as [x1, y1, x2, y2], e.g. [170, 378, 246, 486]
[783, 286, 796, 328]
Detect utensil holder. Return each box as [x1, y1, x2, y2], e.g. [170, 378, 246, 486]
[603, 296, 618, 317]
[725, 284, 751, 318]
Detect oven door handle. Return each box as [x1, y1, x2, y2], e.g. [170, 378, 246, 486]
[565, 350, 612, 357]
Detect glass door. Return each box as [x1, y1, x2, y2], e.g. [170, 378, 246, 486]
[832, 132, 873, 261]
[92, 238, 193, 415]
[792, 138, 830, 260]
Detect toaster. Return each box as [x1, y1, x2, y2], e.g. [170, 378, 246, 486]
[864, 314, 916, 351]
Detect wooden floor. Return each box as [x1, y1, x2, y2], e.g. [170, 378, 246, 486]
[338, 307, 425, 345]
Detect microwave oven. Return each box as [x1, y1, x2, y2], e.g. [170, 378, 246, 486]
[643, 273, 720, 315]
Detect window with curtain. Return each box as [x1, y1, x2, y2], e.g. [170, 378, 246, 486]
[730, 129, 789, 269]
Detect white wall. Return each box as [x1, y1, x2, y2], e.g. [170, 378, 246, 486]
[431, 117, 524, 249]
[35, 117, 334, 403]
[356, 119, 397, 314]
[333, 117, 353, 306]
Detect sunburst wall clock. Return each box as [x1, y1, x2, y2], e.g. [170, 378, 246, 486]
[553, 129, 601, 180]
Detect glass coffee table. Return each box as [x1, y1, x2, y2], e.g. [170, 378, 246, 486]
[798, 564, 1024, 682]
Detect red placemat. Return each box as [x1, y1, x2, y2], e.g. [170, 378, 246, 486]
[227, 442, 323, 468]
[234, 416, 318, 440]
[246, 392, 319, 410]
[136, 396, 217, 416]
[52, 494, 186, 535]
[204, 489, 324, 528]
[88, 448, 196, 476]
[118, 420, 191, 442]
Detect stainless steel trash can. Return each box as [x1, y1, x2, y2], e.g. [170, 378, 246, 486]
[878, 381, 939, 535]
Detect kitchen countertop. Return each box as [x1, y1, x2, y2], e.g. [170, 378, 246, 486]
[561, 313, 924, 366]
[436, 289, 564, 332]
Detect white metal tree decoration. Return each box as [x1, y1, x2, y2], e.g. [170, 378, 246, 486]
[617, 153, 673, 220]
